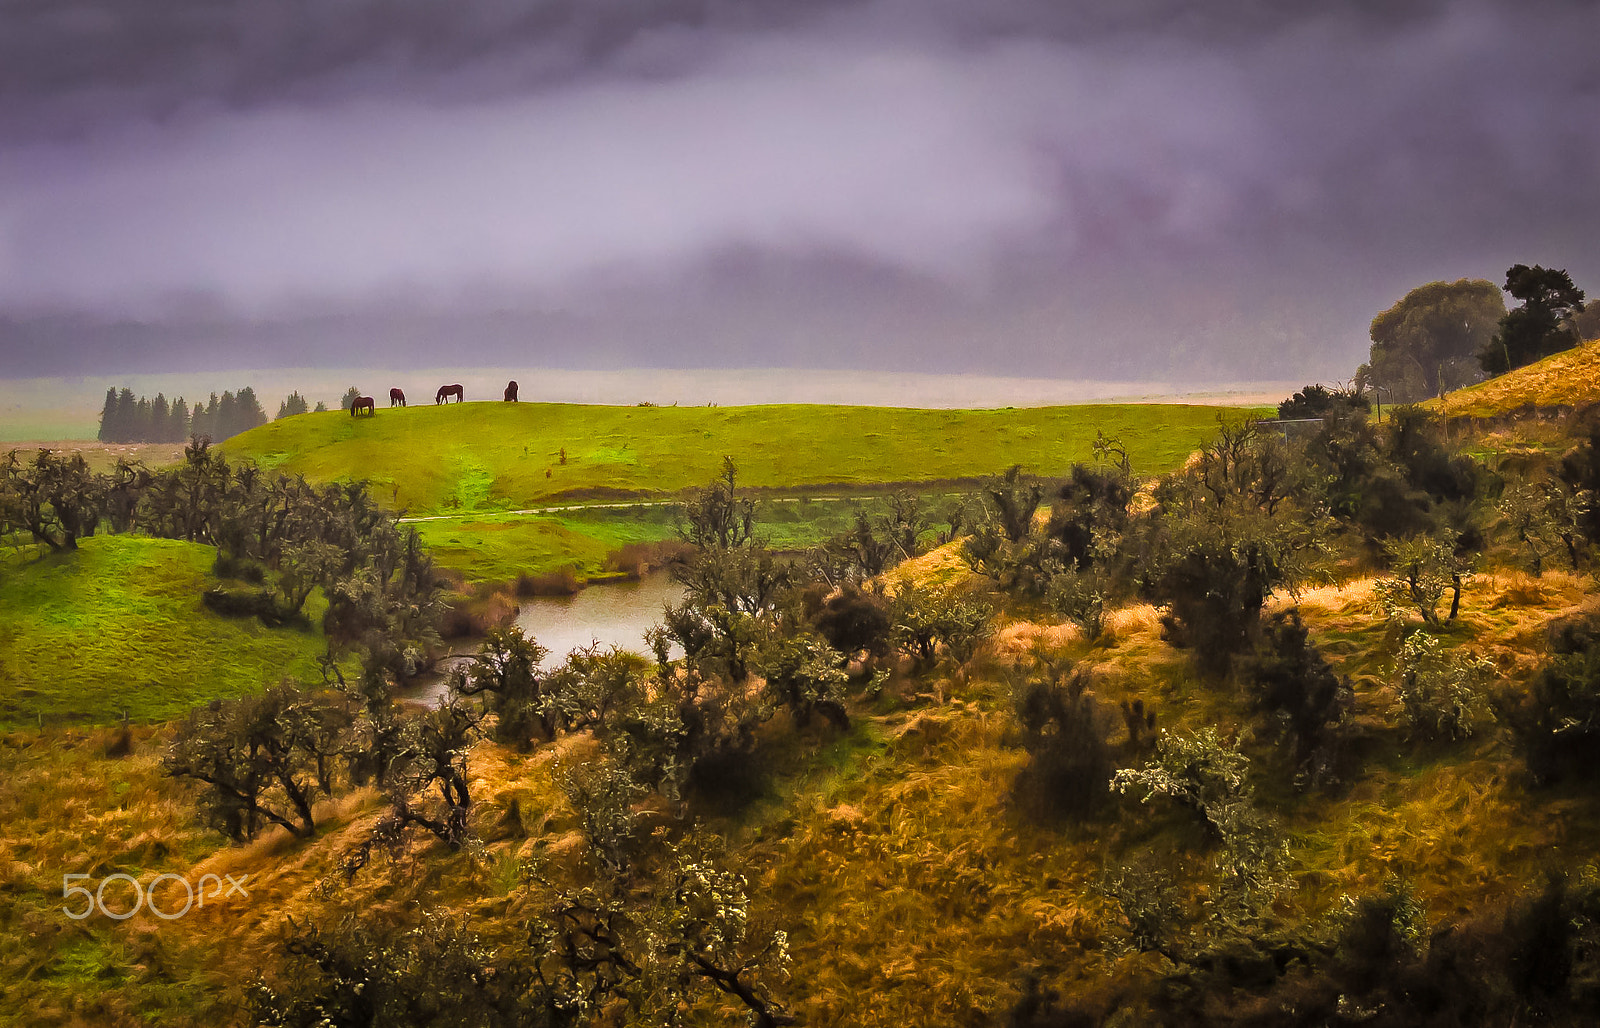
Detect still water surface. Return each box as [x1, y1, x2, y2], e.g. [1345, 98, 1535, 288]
[407, 572, 684, 704]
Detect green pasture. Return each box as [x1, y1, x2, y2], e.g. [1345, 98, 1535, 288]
[225, 402, 1255, 517]
[0, 536, 333, 729]
[228, 402, 1254, 583]
[412, 494, 959, 583]
[414, 507, 678, 583]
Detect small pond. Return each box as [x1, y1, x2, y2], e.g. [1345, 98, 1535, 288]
[405, 572, 684, 704]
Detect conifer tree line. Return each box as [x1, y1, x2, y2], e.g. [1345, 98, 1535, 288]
[97, 386, 278, 443]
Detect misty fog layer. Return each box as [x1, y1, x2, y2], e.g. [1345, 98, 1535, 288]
[1, 0, 1596, 379]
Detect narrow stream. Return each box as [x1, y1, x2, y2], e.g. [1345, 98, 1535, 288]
[404, 572, 685, 704]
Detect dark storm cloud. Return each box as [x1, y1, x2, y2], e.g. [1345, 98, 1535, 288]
[0, 0, 1597, 378]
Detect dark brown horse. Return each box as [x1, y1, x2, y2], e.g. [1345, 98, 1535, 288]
[504, 380, 519, 402]
[435, 384, 464, 404]
[390, 387, 406, 407]
[351, 395, 376, 416]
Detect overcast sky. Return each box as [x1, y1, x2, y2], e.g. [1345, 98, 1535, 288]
[0, 0, 1596, 380]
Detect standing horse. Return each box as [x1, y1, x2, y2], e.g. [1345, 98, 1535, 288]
[390, 387, 406, 407]
[504, 380, 519, 402]
[351, 395, 376, 416]
[435, 384, 464, 404]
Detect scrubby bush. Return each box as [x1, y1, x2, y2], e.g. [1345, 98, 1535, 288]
[1558, 424, 1600, 554]
[1392, 631, 1493, 742]
[1, 448, 105, 551]
[1505, 630, 1600, 784]
[558, 758, 645, 874]
[1113, 728, 1288, 907]
[813, 492, 929, 585]
[1277, 384, 1369, 420]
[452, 627, 552, 746]
[1046, 565, 1109, 641]
[1150, 521, 1281, 675]
[810, 583, 892, 658]
[1385, 405, 1480, 505]
[201, 585, 296, 625]
[1010, 660, 1114, 822]
[889, 581, 993, 672]
[1373, 534, 1472, 627]
[1144, 422, 1328, 675]
[1046, 463, 1133, 569]
[1506, 483, 1579, 575]
[380, 699, 484, 850]
[1238, 610, 1351, 784]
[250, 910, 544, 1028]
[983, 464, 1047, 543]
[165, 683, 355, 841]
[758, 632, 850, 729]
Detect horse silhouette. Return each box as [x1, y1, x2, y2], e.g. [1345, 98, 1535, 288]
[351, 395, 376, 416]
[504, 380, 519, 402]
[436, 384, 464, 404]
[390, 387, 406, 407]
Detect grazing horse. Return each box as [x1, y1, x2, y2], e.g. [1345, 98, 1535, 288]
[504, 380, 519, 402]
[351, 395, 376, 416]
[435, 384, 464, 404]
[389, 387, 406, 407]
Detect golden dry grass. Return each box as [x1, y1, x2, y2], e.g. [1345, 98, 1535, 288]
[1433, 337, 1600, 418]
[3, 557, 1599, 1026]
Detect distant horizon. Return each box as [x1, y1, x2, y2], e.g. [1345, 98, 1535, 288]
[0, 366, 1299, 441]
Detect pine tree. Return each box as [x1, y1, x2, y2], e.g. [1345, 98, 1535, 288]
[216, 391, 238, 440]
[170, 397, 191, 442]
[277, 391, 309, 419]
[114, 389, 137, 443]
[234, 386, 267, 435]
[134, 397, 154, 441]
[192, 393, 220, 441]
[97, 388, 118, 443]
[151, 394, 170, 441]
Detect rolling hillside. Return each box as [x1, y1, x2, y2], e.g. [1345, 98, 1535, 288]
[1435, 337, 1599, 418]
[222, 402, 1260, 517]
[0, 536, 336, 728]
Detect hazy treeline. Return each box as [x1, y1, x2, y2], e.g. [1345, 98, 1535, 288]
[96, 386, 270, 443]
[95, 386, 332, 443]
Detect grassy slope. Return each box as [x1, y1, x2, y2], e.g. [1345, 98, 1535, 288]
[224, 402, 1255, 516]
[230, 401, 1256, 583]
[2, 560, 1594, 1026]
[1434, 337, 1599, 417]
[413, 495, 954, 582]
[0, 536, 333, 729]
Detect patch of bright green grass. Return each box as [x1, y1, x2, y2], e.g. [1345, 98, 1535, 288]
[413, 494, 963, 582]
[0, 536, 333, 728]
[225, 402, 1260, 517]
[414, 509, 677, 582]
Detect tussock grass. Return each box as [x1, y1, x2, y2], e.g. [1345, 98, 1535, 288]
[3, 529, 1598, 1024]
[1433, 337, 1600, 418]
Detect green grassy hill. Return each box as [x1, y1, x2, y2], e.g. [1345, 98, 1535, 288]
[0, 536, 334, 729]
[224, 402, 1256, 516]
[226, 401, 1259, 583]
